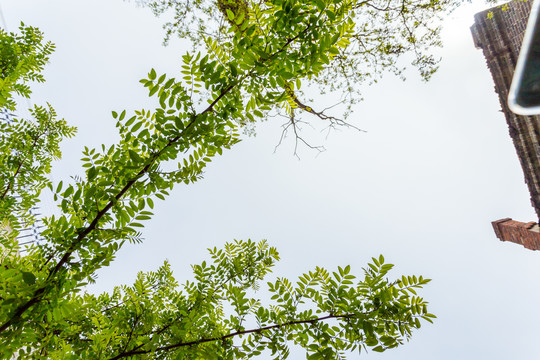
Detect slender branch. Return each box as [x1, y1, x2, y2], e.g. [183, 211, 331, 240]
[121, 312, 142, 355]
[107, 313, 356, 360]
[0, 16, 330, 336]
[0, 82, 237, 335]
[1, 161, 22, 200]
[287, 87, 366, 133]
[1, 131, 42, 200]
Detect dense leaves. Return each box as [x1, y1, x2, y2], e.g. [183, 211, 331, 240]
[1, 1, 440, 358]
[144, 0, 460, 122]
[0, 23, 55, 111]
[31, 242, 433, 359]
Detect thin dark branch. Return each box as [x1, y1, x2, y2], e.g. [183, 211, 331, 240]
[290, 91, 366, 133]
[0, 83, 235, 335]
[0, 25, 304, 333]
[107, 313, 357, 360]
[1, 131, 43, 200]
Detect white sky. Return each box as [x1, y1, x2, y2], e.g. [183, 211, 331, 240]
[3, 0, 540, 359]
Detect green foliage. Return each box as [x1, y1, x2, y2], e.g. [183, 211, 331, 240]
[0, 23, 55, 111]
[15, 241, 433, 359]
[486, 0, 528, 20]
[0, 104, 76, 241]
[0, 25, 66, 242]
[143, 0, 460, 122]
[0, 2, 438, 358]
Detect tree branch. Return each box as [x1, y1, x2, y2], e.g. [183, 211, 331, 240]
[107, 313, 357, 360]
[1, 131, 42, 200]
[0, 82, 238, 335]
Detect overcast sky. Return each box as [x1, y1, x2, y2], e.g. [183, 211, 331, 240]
[3, 0, 540, 359]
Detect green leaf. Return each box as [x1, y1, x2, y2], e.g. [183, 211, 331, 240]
[2, 298, 16, 305]
[125, 116, 136, 127]
[159, 92, 168, 108]
[226, 8, 235, 21]
[88, 167, 97, 181]
[149, 68, 157, 80]
[235, 11, 245, 25]
[64, 186, 73, 197]
[21, 272, 36, 285]
[128, 150, 142, 163]
[132, 121, 143, 132]
[149, 85, 159, 97]
[164, 78, 175, 89]
[365, 337, 378, 347]
[326, 9, 336, 21]
[230, 64, 238, 77]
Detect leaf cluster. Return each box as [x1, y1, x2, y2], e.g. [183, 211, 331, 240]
[6, 241, 434, 360]
[142, 0, 460, 122]
[0, 103, 76, 251]
[0, 4, 438, 359]
[0, 23, 55, 111]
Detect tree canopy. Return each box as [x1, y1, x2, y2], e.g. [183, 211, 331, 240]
[144, 0, 459, 127]
[0, 23, 55, 111]
[0, 0, 448, 358]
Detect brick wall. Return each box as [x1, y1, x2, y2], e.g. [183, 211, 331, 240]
[472, 1, 540, 219]
[492, 218, 540, 250]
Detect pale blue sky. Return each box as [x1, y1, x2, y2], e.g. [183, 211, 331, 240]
[3, 1, 540, 358]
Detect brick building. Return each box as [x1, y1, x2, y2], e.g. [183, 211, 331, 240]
[471, 0, 540, 250]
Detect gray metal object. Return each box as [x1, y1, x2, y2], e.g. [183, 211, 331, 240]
[509, 0, 540, 114]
